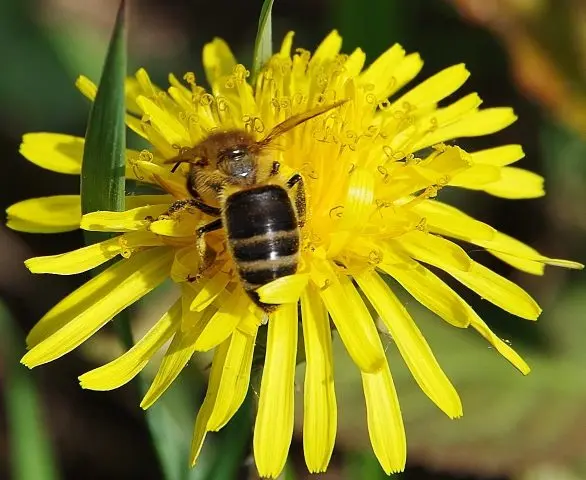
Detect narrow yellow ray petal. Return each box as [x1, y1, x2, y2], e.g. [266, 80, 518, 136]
[190, 342, 229, 467]
[394, 230, 471, 271]
[256, 274, 310, 304]
[207, 326, 257, 431]
[301, 285, 336, 473]
[412, 199, 496, 242]
[124, 194, 175, 210]
[253, 303, 298, 479]
[450, 164, 501, 187]
[133, 161, 191, 199]
[190, 270, 232, 311]
[310, 30, 343, 67]
[470, 144, 525, 166]
[75, 75, 97, 100]
[339, 168, 375, 231]
[150, 216, 198, 237]
[393, 64, 469, 109]
[362, 362, 406, 474]
[140, 305, 215, 409]
[6, 195, 80, 233]
[22, 248, 173, 367]
[468, 310, 530, 375]
[378, 260, 470, 328]
[81, 205, 169, 232]
[203, 37, 237, 89]
[387, 52, 423, 97]
[445, 261, 542, 320]
[312, 260, 386, 373]
[471, 230, 583, 274]
[482, 167, 545, 199]
[136, 95, 189, 147]
[25, 231, 160, 275]
[79, 298, 181, 390]
[20, 133, 83, 174]
[194, 289, 248, 352]
[359, 44, 405, 100]
[413, 108, 517, 151]
[357, 271, 462, 418]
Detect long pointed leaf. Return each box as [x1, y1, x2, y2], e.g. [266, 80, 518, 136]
[251, 0, 275, 81]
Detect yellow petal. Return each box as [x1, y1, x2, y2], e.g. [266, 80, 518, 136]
[190, 270, 232, 312]
[413, 108, 517, 151]
[359, 44, 406, 100]
[356, 271, 462, 418]
[301, 285, 336, 473]
[80, 205, 170, 232]
[279, 31, 295, 56]
[470, 144, 525, 166]
[253, 303, 298, 479]
[19, 133, 83, 174]
[256, 274, 310, 304]
[136, 96, 190, 147]
[468, 310, 530, 374]
[194, 289, 248, 351]
[379, 261, 470, 328]
[190, 341, 228, 467]
[339, 168, 375, 231]
[394, 63, 469, 109]
[6, 195, 81, 233]
[25, 231, 163, 275]
[140, 304, 215, 409]
[75, 75, 97, 100]
[124, 194, 175, 210]
[445, 260, 542, 320]
[207, 326, 257, 431]
[202, 37, 237, 90]
[310, 30, 343, 68]
[362, 362, 406, 474]
[79, 298, 181, 390]
[312, 260, 385, 373]
[388, 53, 423, 97]
[394, 230, 471, 271]
[482, 167, 545, 199]
[22, 248, 173, 367]
[412, 199, 496, 242]
[471, 230, 583, 275]
[450, 164, 501, 187]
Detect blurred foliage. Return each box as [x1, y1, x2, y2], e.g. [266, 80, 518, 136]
[0, 301, 60, 480]
[1, 0, 585, 479]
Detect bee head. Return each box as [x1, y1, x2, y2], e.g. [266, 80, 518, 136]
[217, 145, 257, 184]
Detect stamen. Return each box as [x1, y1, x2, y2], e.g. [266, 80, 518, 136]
[329, 206, 344, 219]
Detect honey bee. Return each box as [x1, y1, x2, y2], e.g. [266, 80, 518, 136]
[166, 100, 347, 311]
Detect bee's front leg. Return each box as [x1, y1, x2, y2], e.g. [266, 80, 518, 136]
[193, 218, 223, 279]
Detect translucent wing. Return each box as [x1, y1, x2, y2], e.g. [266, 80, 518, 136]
[255, 99, 348, 148]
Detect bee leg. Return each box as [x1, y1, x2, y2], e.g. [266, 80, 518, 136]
[167, 198, 221, 217]
[286, 173, 306, 227]
[195, 218, 223, 276]
[270, 161, 281, 176]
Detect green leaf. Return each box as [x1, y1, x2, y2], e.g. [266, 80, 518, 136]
[0, 302, 60, 480]
[80, 0, 127, 227]
[251, 0, 275, 81]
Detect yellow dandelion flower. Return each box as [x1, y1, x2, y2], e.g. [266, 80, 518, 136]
[9, 31, 583, 477]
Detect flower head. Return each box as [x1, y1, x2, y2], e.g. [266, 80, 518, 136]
[9, 31, 582, 477]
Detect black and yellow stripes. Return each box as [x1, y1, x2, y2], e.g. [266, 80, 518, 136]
[224, 185, 300, 310]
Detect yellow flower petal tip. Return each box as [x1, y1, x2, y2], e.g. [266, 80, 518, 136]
[256, 274, 310, 304]
[15, 28, 583, 478]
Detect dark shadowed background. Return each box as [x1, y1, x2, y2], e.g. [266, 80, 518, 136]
[1, 0, 585, 479]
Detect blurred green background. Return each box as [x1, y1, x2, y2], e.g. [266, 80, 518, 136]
[1, 0, 585, 479]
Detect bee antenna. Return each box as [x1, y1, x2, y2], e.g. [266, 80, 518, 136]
[170, 162, 182, 173]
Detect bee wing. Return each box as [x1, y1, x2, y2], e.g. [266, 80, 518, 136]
[255, 99, 348, 149]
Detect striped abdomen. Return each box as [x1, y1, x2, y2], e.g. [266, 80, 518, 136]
[224, 185, 300, 311]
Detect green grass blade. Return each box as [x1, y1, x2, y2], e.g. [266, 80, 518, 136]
[251, 0, 275, 82]
[0, 302, 61, 480]
[80, 0, 126, 224]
